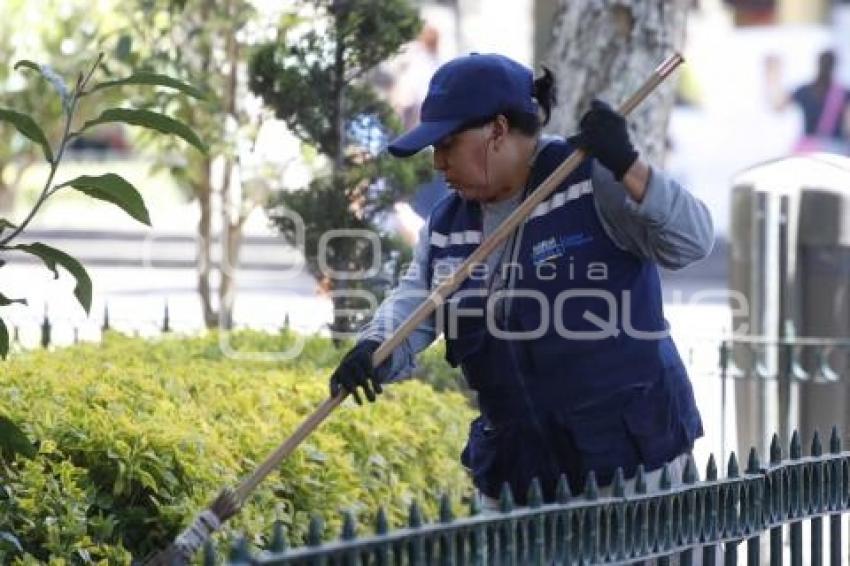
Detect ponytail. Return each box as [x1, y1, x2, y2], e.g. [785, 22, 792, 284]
[533, 65, 557, 126]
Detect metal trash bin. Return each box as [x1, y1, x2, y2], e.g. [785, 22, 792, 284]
[729, 153, 850, 459]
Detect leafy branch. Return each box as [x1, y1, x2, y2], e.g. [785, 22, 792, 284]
[0, 53, 206, 360]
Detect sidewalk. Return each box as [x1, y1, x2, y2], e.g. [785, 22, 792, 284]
[2, 226, 333, 338]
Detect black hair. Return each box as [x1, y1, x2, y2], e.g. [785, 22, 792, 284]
[533, 65, 556, 126]
[454, 65, 557, 137]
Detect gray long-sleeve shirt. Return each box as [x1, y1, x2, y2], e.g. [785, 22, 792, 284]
[357, 136, 714, 382]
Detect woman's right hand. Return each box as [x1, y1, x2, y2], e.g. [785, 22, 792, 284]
[329, 340, 383, 404]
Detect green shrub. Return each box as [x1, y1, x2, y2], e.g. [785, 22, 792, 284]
[0, 331, 474, 563]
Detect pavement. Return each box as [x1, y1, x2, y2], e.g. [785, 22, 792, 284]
[1, 227, 333, 341]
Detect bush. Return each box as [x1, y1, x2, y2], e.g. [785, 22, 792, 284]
[0, 331, 474, 563]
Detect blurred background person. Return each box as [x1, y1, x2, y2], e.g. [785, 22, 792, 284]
[766, 49, 850, 155]
[389, 24, 443, 131]
[378, 23, 452, 246]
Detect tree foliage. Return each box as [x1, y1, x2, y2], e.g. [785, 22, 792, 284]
[113, 0, 281, 328]
[249, 0, 432, 336]
[0, 0, 125, 211]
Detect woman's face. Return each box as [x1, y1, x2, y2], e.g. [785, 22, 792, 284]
[432, 118, 529, 204]
[432, 125, 493, 202]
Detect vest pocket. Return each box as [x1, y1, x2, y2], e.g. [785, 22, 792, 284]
[622, 376, 688, 470]
[462, 417, 556, 502]
[568, 414, 638, 486]
[566, 374, 689, 486]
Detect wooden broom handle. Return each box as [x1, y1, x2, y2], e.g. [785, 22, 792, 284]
[234, 52, 685, 503]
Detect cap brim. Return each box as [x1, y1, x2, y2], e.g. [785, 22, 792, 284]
[387, 119, 461, 157]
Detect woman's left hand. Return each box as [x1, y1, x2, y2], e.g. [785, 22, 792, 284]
[577, 99, 639, 180]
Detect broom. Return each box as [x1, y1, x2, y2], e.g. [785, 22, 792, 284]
[143, 52, 684, 565]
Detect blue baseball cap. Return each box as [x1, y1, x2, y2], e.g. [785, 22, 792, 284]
[387, 53, 536, 158]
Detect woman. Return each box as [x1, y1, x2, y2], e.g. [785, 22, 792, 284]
[330, 53, 713, 504]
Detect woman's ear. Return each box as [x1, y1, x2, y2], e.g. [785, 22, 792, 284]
[491, 114, 510, 147]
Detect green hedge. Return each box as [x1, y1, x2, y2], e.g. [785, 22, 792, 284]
[0, 331, 475, 563]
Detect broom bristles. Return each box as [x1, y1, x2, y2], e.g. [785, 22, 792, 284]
[141, 488, 241, 566]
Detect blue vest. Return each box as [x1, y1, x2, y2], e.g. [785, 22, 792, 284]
[426, 139, 703, 503]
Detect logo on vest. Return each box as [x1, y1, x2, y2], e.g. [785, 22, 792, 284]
[431, 256, 465, 287]
[531, 233, 593, 266]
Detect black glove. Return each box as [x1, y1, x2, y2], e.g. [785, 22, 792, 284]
[578, 99, 639, 181]
[329, 340, 383, 405]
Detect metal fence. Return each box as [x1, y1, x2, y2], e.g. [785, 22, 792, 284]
[190, 428, 850, 565]
[2, 302, 294, 350]
[717, 334, 850, 467]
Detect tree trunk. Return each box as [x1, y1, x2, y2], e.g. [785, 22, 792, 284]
[218, 7, 239, 330]
[196, 162, 218, 328]
[332, 6, 346, 177]
[328, 5, 350, 343]
[542, 0, 689, 165]
[329, 249, 350, 348]
[196, 0, 218, 329]
[220, 217, 243, 330]
[219, 156, 234, 330]
[0, 175, 14, 213]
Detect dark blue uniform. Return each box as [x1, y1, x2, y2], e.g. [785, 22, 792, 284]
[426, 139, 703, 503]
